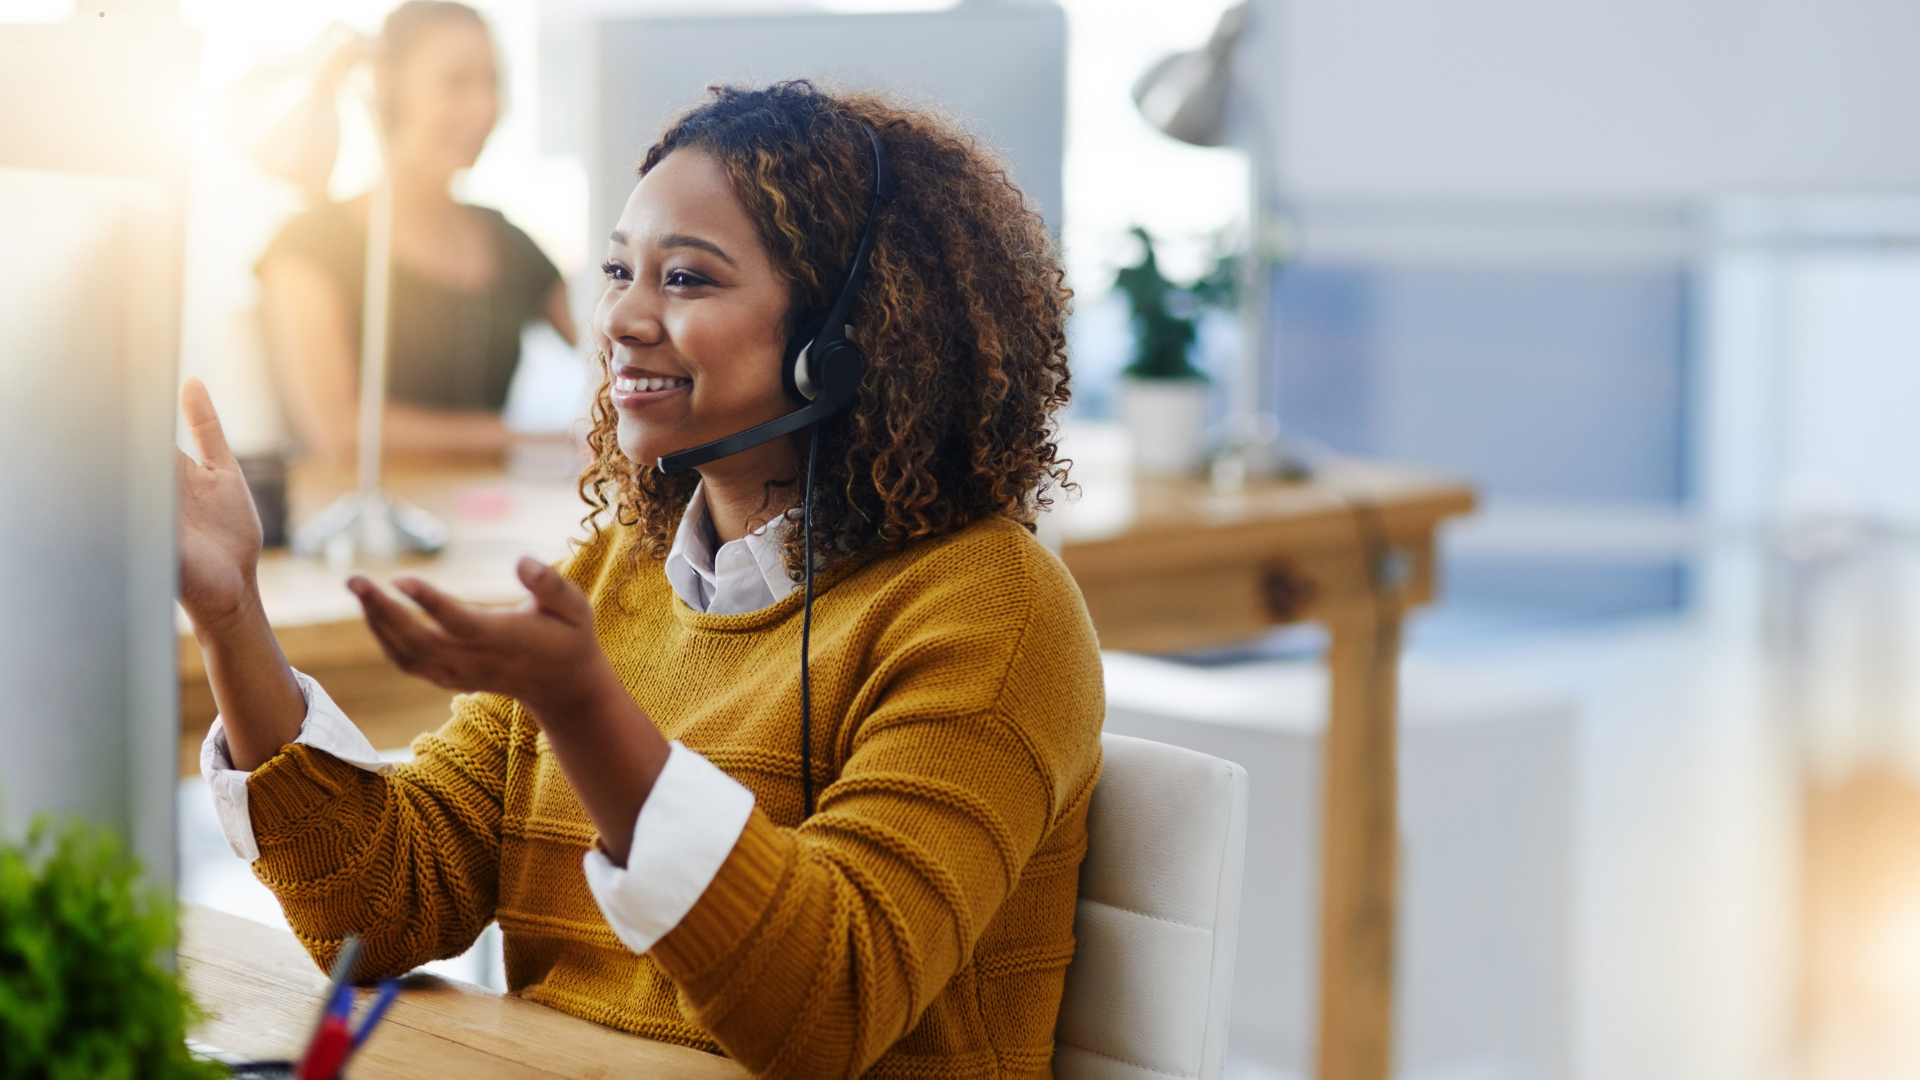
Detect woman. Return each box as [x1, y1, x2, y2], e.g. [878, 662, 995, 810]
[256, 1, 575, 464]
[179, 83, 1103, 1077]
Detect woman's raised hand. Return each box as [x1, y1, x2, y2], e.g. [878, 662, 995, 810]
[356, 559, 671, 858]
[176, 378, 265, 631]
[349, 558, 618, 721]
[354, 560, 670, 862]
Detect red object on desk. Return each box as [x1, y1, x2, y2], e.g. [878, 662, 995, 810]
[297, 1011, 352, 1080]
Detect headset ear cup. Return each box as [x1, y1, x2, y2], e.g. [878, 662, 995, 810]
[815, 339, 863, 394]
[782, 314, 829, 404]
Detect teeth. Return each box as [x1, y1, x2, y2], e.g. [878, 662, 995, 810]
[613, 375, 690, 393]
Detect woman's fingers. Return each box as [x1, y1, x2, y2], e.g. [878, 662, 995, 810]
[351, 584, 419, 668]
[359, 603, 420, 672]
[359, 585, 513, 693]
[394, 577, 485, 638]
[518, 557, 592, 625]
[351, 570, 587, 699]
[349, 577, 446, 668]
[361, 615, 465, 691]
[179, 378, 238, 470]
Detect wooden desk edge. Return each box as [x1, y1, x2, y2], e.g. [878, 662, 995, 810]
[1059, 480, 1475, 579]
[179, 903, 747, 1080]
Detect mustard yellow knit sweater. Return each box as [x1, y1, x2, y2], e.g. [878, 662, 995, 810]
[244, 515, 1106, 1078]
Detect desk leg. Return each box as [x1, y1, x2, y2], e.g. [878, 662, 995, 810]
[1315, 596, 1401, 1080]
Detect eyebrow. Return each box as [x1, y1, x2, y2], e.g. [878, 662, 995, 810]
[606, 230, 736, 267]
[659, 233, 735, 266]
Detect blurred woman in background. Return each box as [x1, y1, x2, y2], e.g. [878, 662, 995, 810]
[256, 1, 576, 465]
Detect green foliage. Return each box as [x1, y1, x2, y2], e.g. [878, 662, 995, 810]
[1112, 226, 1240, 381]
[1189, 249, 1241, 311]
[0, 815, 227, 1080]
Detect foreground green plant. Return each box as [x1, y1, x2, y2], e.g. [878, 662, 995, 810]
[0, 814, 226, 1080]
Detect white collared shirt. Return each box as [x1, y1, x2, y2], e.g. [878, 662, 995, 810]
[201, 482, 783, 957]
[663, 482, 800, 615]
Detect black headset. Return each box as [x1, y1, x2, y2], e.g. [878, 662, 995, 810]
[657, 123, 893, 820]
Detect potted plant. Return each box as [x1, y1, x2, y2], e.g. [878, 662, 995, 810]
[0, 815, 224, 1079]
[1112, 226, 1235, 476]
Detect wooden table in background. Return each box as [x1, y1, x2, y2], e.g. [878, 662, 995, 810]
[178, 458, 1474, 1080]
[180, 903, 746, 1079]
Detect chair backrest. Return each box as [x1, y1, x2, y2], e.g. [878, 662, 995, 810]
[1055, 733, 1251, 1080]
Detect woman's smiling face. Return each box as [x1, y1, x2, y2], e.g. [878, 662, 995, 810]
[594, 148, 793, 474]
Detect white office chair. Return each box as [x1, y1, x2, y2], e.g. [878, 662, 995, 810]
[1055, 733, 1251, 1080]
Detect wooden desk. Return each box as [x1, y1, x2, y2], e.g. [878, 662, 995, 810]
[178, 459, 1473, 1080]
[180, 903, 746, 1079]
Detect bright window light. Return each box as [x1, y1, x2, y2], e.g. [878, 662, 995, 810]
[814, 0, 959, 11]
[0, 0, 75, 23]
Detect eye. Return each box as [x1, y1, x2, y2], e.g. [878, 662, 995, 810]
[600, 260, 632, 284]
[664, 268, 710, 289]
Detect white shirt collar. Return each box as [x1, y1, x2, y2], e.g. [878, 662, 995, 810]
[663, 482, 800, 615]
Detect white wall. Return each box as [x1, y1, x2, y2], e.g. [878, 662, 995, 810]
[1246, 0, 1920, 202]
[1697, 197, 1920, 531]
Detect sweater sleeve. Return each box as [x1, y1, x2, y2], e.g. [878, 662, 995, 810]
[202, 668, 392, 863]
[244, 690, 516, 979]
[650, 542, 1105, 1078]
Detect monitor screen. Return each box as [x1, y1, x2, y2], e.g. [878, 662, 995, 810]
[591, 5, 1066, 259]
[0, 167, 181, 887]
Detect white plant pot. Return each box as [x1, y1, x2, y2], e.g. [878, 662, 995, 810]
[1117, 377, 1209, 477]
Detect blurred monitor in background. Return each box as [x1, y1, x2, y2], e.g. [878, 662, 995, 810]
[0, 3, 197, 886]
[589, 3, 1066, 273]
[0, 170, 181, 887]
[245, 0, 577, 467]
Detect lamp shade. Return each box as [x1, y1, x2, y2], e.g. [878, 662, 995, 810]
[1130, 2, 1247, 148]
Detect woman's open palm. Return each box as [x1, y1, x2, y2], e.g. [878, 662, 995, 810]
[176, 378, 265, 627]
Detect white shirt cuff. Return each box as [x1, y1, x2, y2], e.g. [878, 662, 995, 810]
[199, 668, 392, 863]
[581, 742, 756, 956]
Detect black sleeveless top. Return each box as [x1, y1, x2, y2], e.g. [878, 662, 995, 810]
[259, 202, 561, 412]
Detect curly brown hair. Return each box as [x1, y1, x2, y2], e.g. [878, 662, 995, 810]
[578, 81, 1073, 579]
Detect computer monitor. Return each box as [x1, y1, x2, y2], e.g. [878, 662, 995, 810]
[0, 167, 181, 888]
[0, 9, 194, 887]
[590, 4, 1067, 260]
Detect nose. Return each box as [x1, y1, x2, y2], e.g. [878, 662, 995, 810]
[596, 280, 665, 352]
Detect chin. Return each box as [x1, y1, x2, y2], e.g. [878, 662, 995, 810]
[616, 417, 680, 472]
